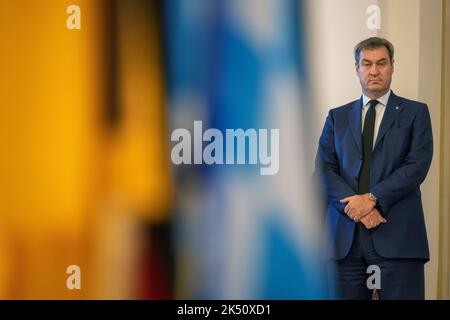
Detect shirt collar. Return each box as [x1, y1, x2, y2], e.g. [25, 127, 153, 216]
[362, 90, 391, 107]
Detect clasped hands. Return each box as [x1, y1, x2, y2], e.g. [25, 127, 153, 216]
[340, 194, 387, 229]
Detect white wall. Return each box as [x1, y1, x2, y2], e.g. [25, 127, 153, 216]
[418, 0, 442, 300]
[305, 0, 443, 299]
[379, 0, 442, 300]
[378, 0, 421, 99]
[305, 0, 377, 151]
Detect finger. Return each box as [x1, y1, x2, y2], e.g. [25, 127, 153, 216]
[375, 214, 386, 224]
[344, 204, 349, 214]
[363, 208, 372, 217]
[368, 215, 377, 227]
[353, 211, 362, 222]
[364, 218, 372, 228]
[340, 197, 351, 203]
[355, 211, 365, 222]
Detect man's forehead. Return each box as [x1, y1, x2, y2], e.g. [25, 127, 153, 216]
[360, 47, 390, 60]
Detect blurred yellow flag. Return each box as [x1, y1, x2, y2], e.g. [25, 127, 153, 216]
[0, 0, 171, 299]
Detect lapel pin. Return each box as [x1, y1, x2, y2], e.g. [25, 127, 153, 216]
[395, 106, 399, 110]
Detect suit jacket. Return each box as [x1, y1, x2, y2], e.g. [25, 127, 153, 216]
[315, 91, 433, 261]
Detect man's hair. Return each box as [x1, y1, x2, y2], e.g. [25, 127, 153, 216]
[354, 37, 395, 63]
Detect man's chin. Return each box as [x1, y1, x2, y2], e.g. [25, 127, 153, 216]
[367, 82, 383, 89]
[367, 84, 387, 91]
[364, 87, 389, 98]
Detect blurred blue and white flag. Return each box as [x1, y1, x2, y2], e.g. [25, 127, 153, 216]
[165, 0, 328, 299]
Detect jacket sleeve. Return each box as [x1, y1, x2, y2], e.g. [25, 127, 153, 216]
[315, 110, 356, 214]
[370, 104, 433, 213]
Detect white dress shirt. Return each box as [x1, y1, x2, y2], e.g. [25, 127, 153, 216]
[361, 90, 391, 148]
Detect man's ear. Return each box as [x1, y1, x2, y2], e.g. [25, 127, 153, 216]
[391, 59, 395, 73]
[355, 61, 360, 74]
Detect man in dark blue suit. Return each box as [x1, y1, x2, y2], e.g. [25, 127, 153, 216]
[315, 37, 433, 299]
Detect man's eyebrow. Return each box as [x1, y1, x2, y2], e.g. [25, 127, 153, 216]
[361, 58, 388, 63]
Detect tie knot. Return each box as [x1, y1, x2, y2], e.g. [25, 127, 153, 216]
[368, 100, 379, 108]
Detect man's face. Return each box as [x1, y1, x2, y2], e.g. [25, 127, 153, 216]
[356, 46, 394, 98]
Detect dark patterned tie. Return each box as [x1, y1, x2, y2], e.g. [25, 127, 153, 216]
[358, 99, 378, 194]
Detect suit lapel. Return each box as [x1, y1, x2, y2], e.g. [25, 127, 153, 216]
[350, 97, 363, 154]
[373, 92, 404, 150]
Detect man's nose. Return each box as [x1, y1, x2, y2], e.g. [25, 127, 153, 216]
[369, 64, 379, 75]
